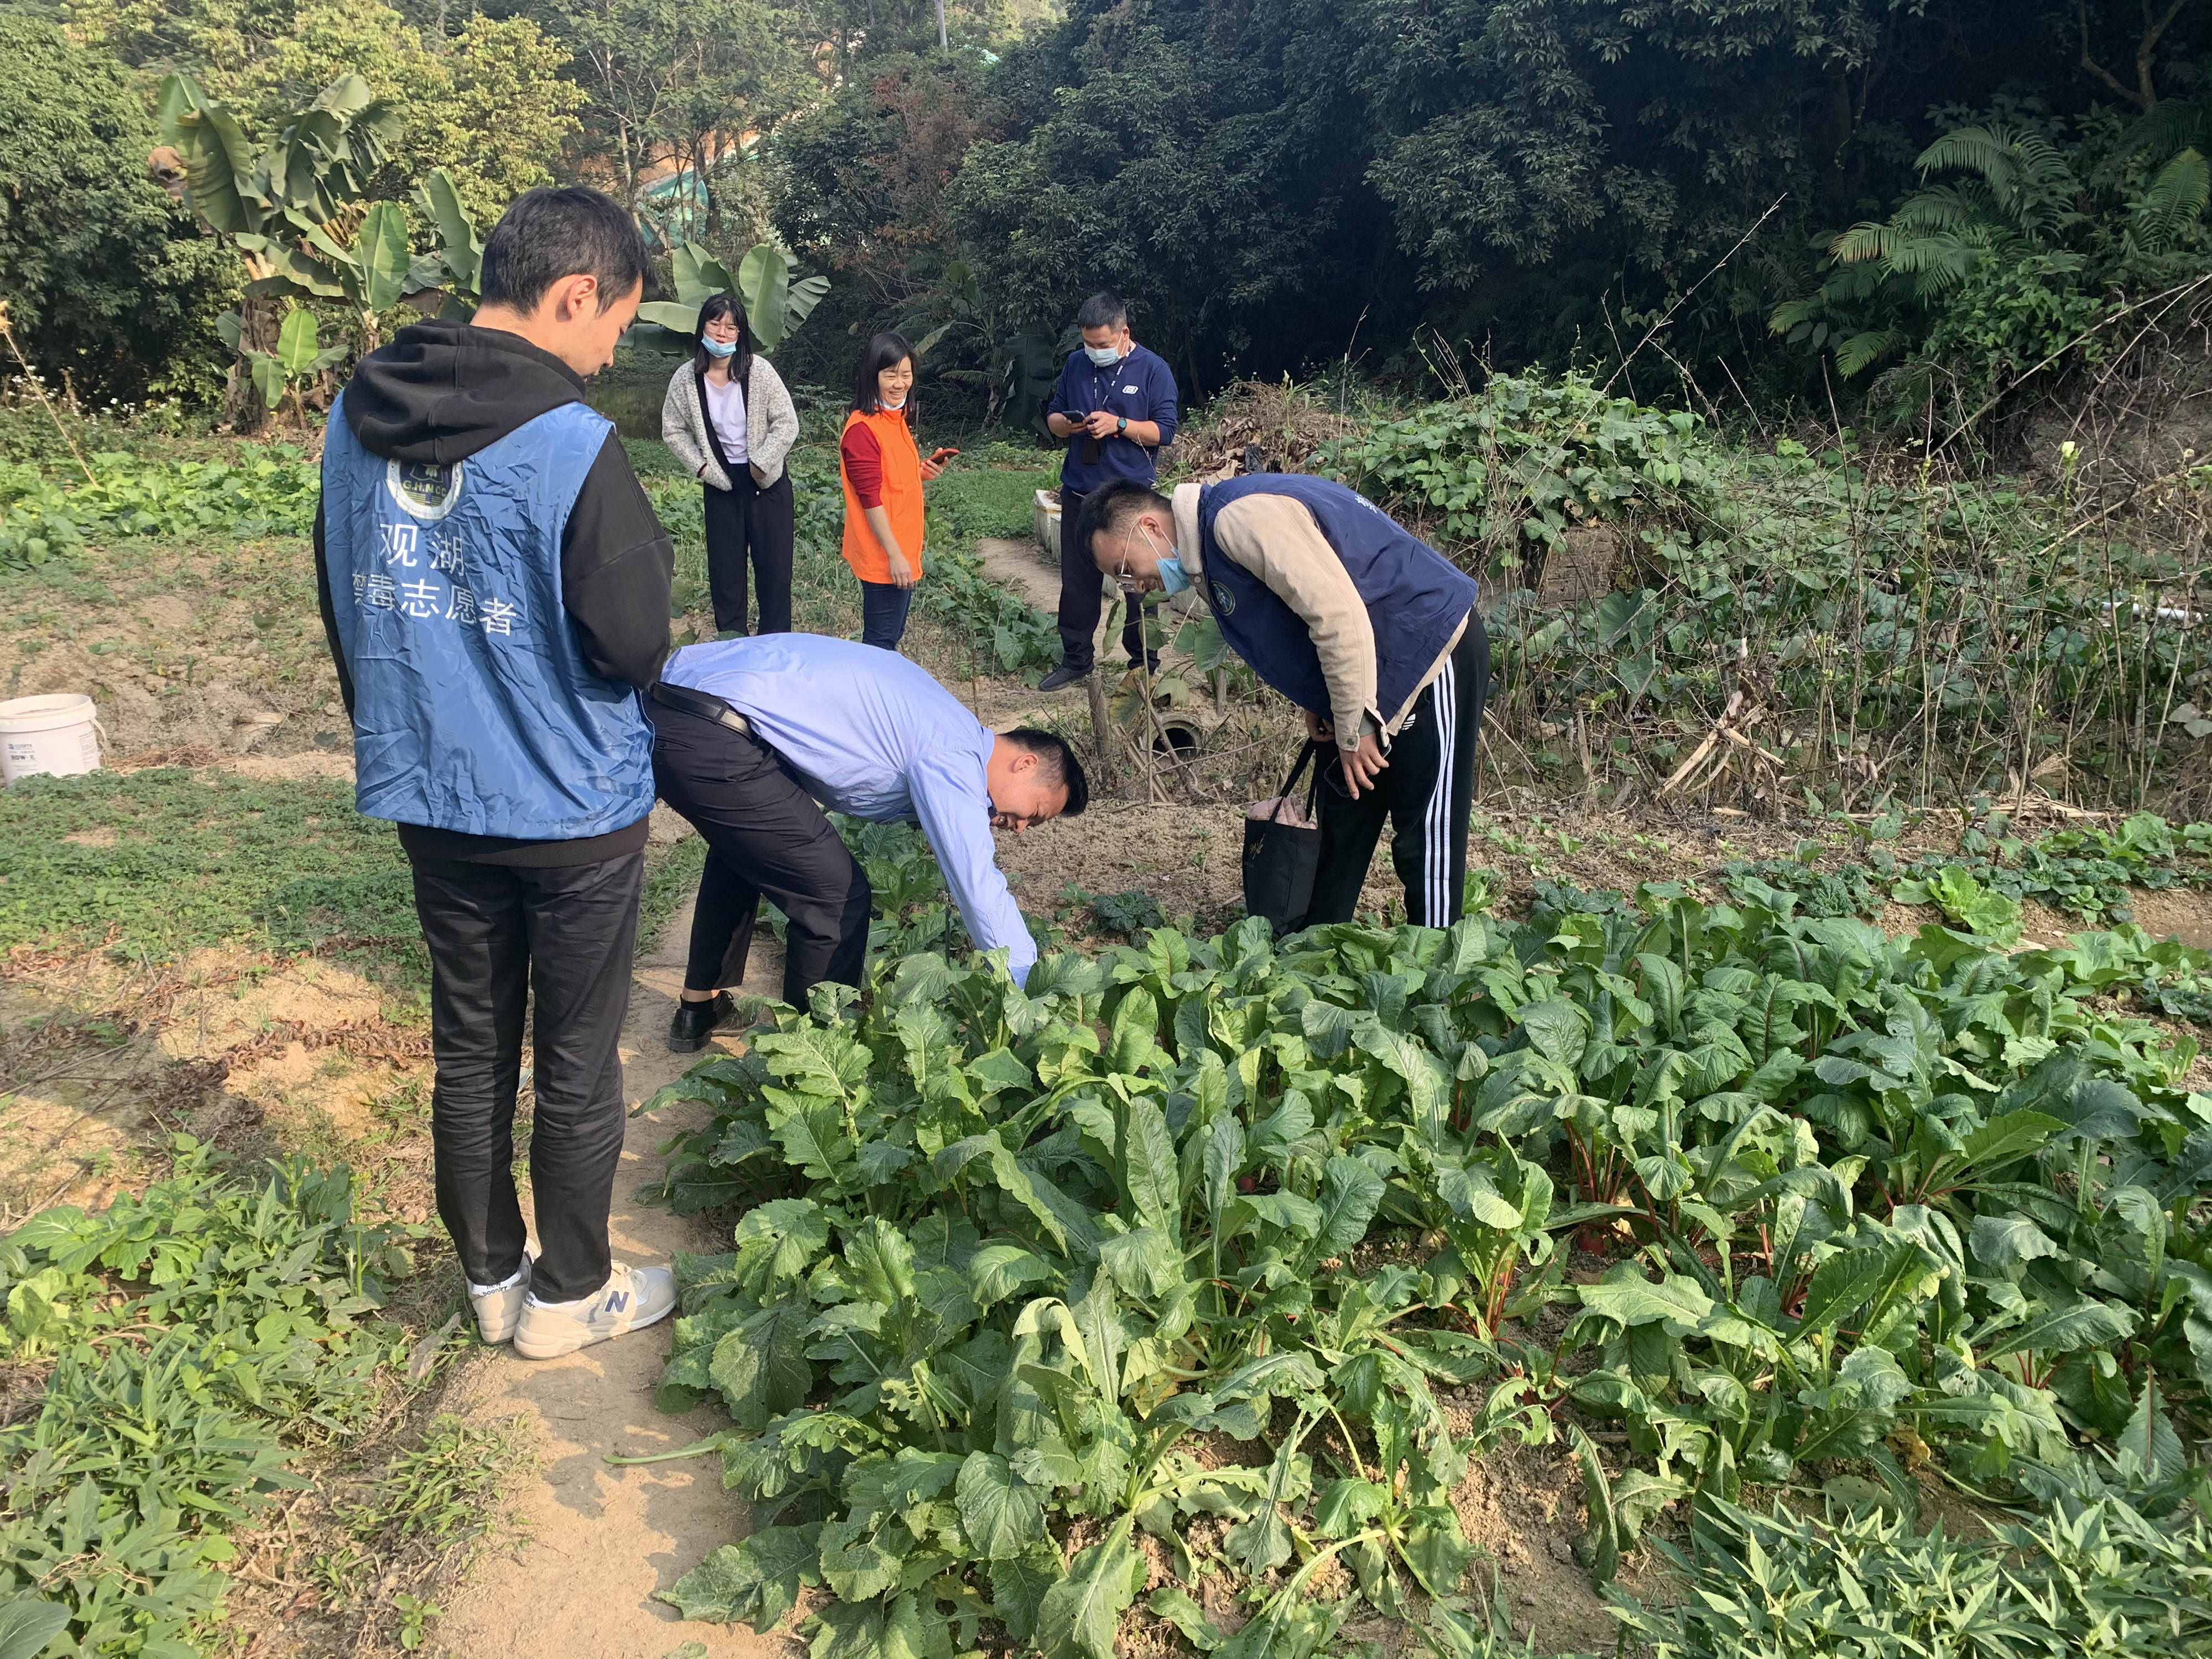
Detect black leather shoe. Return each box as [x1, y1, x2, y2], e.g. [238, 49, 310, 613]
[1128, 651, 1162, 675]
[667, 991, 735, 1053]
[1037, 663, 1090, 692]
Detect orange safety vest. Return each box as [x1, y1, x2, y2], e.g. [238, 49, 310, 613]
[838, 406, 925, 586]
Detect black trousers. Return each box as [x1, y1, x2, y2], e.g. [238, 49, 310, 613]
[409, 849, 643, 1303]
[1056, 487, 1146, 671]
[705, 471, 795, 635]
[859, 580, 915, 651]
[1308, 615, 1490, 928]
[646, 699, 873, 1007]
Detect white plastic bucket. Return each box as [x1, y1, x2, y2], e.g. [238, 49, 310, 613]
[0, 693, 103, 783]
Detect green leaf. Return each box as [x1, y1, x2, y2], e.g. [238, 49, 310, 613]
[273, 307, 324, 376]
[989, 1548, 1064, 1645]
[1313, 1155, 1385, 1255]
[1035, 1520, 1143, 1659]
[1121, 1096, 1181, 1239]
[817, 1511, 907, 1602]
[1982, 1297, 2136, 1360]
[955, 1451, 1048, 1560]
[738, 243, 792, 351]
[1147, 1587, 1222, 1651]
[417, 167, 480, 288]
[638, 300, 705, 335]
[1575, 1271, 1713, 1334]
[971, 1243, 1058, 1308]
[353, 200, 410, 310]
[655, 1526, 820, 1628]
[710, 1300, 813, 1429]
[0, 1595, 72, 1659]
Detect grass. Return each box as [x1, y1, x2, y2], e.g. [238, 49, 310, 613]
[313, 1410, 534, 1649]
[0, 766, 414, 962]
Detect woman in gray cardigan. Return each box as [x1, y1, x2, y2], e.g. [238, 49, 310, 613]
[661, 294, 802, 635]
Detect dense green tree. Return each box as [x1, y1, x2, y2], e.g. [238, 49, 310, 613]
[937, 0, 2212, 401]
[0, 17, 233, 400]
[74, 0, 583, 225]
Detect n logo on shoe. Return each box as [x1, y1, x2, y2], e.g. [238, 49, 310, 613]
[604, 1292, 630, 1313]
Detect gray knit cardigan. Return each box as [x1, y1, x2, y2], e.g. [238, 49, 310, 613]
[660, 354, 800, 490]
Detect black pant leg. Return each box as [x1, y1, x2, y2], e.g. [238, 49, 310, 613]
[649, 701, 874, 1006]
[704, 482, 749, 634]
[747, 472, 795, 634]
[409, 855, 532, 1290]
[512, 852, 644, 1301]
[1055, 487, 1102, 671]
[685, 848, 760, 993]
[859, 581, 914, 650]
[1306, 744, 1392, 926]
[1384, 617, 1490, 927]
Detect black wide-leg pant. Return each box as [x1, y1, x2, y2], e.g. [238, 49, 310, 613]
[1307, 614, 1490, 928]
[646, 698, 873, 1008]
[705, 470, 795, 636]
[1055, 486, 1146, 671]
[408, 848, 643, 1303]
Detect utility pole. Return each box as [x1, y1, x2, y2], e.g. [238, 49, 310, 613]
[936, 0, 947, 49]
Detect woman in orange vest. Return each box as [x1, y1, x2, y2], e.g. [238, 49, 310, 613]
[838, 331, 954, 651]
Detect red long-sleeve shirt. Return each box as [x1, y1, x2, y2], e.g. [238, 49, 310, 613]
[839, 422, 884, 508]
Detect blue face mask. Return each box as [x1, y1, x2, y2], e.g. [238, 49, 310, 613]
[701, 336, 738, 359]
[1084, 342, 1124, 367]
[1142, 526, 1189, 595]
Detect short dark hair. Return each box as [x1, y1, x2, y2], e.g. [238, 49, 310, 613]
[695, 291, 754, 385]
[1005, 726, 1089, 817]
[479, 187, 653, 315]
[1076, 290, 1127, 331]
[1076, 477, 1171, 557]
[852, 330, 916, 419]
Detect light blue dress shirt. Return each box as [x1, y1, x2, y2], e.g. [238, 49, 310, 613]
[660, 634, 1037, 984]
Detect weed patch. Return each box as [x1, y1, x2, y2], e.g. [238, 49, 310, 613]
[0, 1140, 423, 1653]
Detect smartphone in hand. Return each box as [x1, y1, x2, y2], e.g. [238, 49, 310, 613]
[927, 447, 961, 465]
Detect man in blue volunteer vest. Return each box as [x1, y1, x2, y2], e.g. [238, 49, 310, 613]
[316, 187, 679, 1360]
[1036, 291, 1178, 691]
[1077, 473, 1490, 929]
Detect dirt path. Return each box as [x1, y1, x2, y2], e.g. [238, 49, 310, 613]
[435, 898, 797, 1659]
[974, 534, 1062, 614]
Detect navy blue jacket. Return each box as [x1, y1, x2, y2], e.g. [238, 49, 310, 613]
[1045, 342, 1178, 493]
[1196, 473, 1478, 725]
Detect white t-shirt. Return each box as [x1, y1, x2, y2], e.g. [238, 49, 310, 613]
[703, 370, 749, 466]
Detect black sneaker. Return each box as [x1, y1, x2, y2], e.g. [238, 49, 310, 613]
[1038, 663, 1091, 692]
[667, 991, 736, 1053]
[1128, 651, 1162, 675]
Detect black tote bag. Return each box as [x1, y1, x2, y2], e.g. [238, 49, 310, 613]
[1242, 742, 1323, 937]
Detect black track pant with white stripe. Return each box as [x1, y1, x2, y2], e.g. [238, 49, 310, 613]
[1307, 614, 1489, 928]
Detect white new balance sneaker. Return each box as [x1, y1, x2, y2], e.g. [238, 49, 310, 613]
[469, 1256, 533, 1344]
[512, 1264, 677, 1360]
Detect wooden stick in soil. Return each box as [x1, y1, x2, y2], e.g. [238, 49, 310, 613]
[1086, 669, 1116, 789]
[0, 301, 95, 485]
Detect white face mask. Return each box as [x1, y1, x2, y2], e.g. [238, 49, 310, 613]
[1084, 342, 1124, 367]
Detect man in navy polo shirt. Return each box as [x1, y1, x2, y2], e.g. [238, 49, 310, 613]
[1037, 291, 1178, 691]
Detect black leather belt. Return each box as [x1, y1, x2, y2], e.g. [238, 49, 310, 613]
[650, 680, 754, 737]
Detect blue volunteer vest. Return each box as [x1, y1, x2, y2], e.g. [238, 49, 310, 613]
[1196, 473, 1478, 720]
[321, 395, 655, 840]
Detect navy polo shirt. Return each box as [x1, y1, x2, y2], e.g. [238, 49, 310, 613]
[1045, 343, 1179, 494]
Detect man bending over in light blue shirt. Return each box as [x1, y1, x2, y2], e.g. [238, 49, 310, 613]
[646, 633, 1089, 1048]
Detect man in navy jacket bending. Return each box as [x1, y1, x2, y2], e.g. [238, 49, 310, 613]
[1077, 473, 1489, 928]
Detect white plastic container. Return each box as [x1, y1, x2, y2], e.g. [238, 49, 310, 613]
[1034, 488, 1062, 561]
[0, 693, 102, 783]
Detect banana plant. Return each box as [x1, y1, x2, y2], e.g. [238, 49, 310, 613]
[239, 307, 349, 421]
[410, 168, 483, 312]
[156, 74, 482, 416]
[635, 240, 829, 351]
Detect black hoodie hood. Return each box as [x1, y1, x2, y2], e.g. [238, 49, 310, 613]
[342, 320, 587, 465]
